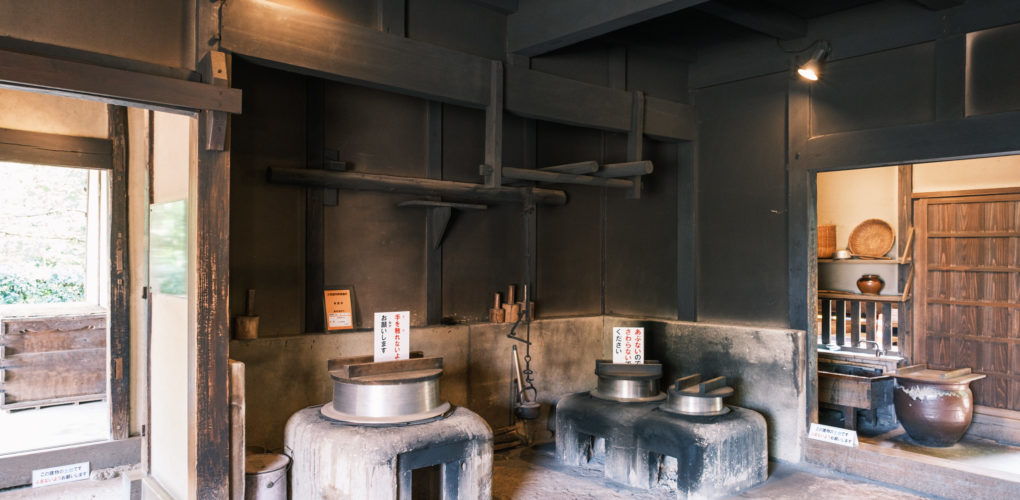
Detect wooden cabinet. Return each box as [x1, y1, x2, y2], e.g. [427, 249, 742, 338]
[0, 311, 107, 411]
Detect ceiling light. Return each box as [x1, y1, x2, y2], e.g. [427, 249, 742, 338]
[797, 42, 830, 82]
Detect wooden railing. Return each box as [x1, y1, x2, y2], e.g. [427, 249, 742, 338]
[818, 292, 906, 353]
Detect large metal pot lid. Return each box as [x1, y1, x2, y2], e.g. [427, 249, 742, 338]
[594, 359, 662, 379]
[329, 355, 444, 385]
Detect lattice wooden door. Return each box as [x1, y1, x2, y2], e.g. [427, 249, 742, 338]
[914, 192, 1020, 411]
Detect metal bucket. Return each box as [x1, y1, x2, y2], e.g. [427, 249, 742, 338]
[244, 453, 289, 500]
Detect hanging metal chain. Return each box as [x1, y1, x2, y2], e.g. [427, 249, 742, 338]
[507, 286, 538, 401]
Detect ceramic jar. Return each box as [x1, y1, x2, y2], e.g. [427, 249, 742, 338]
[856, 274, 884, 294]
[893, 366, 985, 447]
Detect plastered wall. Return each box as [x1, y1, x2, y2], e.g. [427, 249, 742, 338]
[0, 0, 194, 69]
[233, 316, 807, 464]
[914, 155, 1020, 193]
[0, 88, 107, 138]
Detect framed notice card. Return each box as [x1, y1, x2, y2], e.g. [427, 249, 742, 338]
[323, 286, 356, 331]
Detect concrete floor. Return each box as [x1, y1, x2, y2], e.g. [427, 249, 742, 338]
[493, 443, 931, 500]
[0, 401, 109, 456]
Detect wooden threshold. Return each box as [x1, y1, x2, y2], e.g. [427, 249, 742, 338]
[805, 436, 1020, 499]
[0, 437, 141, 490]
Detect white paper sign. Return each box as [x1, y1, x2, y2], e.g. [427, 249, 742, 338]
[32, 462, 90, 487]
[374, 311, 409, 362]
[808, 423, 859, 447]
[612, 327, 644, 364]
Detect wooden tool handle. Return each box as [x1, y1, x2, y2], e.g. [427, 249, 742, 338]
[246, 289, 256, 316]
[507, 284, 516, 304]
[494, 292, 502, 310]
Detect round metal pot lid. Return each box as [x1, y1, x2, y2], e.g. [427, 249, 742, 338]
[594, 359, 662, 380]
[591, 376, 665, 402]
[660, 374, 734, 416]
[320, 401, 452, 426]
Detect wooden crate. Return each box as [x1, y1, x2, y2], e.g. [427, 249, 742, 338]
[0, 312, 107, 411]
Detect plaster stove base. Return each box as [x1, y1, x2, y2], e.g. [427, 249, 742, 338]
[285, 406, 493, 499]
[556, 392, 767, 499]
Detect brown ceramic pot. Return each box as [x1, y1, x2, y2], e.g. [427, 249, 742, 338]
[893, 380, 974, 447]
[856, 274, 884, 294]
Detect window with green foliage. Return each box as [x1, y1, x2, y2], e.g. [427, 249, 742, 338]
[0, 162, 107, 305]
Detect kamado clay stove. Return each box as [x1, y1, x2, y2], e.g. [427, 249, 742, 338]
[556, 362, 767, 499]
[286, 354, 493, 499]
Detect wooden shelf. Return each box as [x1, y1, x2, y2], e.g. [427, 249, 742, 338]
[928, 231, 1020, 238]
[819, 291, 906, 303]
[397, 200, 487, 210]
[927, 265, 1020, 273]
[819, 258, 897, 264]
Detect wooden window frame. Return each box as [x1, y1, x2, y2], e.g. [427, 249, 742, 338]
[0, 122, 134, 490]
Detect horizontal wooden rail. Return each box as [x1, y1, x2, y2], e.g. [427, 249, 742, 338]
[267, 167, 567, 206]
[501, 166, 634, 188]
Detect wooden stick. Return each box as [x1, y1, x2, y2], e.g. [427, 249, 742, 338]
[502, 166, 634, 188]
[593, 160, 653, 177]
[540, 161, 599, 174]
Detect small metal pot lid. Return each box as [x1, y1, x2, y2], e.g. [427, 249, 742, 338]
[661, 374, 734, 416]
[245, 453, 290, 475]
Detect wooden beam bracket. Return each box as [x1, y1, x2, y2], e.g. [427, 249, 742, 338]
[200, 51, 230, 151]
[398, 200, 487, 249]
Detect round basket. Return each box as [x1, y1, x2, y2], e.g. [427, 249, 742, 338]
[848, 219, 895, 257]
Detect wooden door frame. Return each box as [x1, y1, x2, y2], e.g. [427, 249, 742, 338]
[0, 50, 236, 495]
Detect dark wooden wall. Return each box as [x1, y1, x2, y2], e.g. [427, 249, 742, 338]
[229, 7, 692, 334]
[691, 1, 1020, 334]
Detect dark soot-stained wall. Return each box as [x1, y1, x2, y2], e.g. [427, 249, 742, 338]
[695, 74, 789, 327]
[230, 60, 686, 334]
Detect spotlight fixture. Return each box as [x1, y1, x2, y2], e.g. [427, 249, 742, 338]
[797, 42, 830, 81]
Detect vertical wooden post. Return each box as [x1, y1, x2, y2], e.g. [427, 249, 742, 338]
[195, 42, 233, 498]
[835, 300, 846, 346]
[425, 102, 443, 324]
[229, 360, 245, 500]
[820, 299, 831, 346]
[108, 104, 130, 441]
[626, 90, 645, 199]
[305, 80, 326, 332]
[898, 164, 913, 359]
[850, 300, 862, 346]
[483, 61, 503, 187]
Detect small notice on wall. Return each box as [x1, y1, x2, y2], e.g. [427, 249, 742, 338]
[32, 462, 90, 488]
[612, 327, 644, 364]
[374, 311, 409, 362]
[324, 288, 354, 331]
[808, 423, 859, 447]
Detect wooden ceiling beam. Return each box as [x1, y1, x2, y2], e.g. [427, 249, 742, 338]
[913, 0, 965, 10]
[466, 0, 519, 14]
[220, 0, 697, 141]
[696, 1, 807, 40]
[507, 0, 710, 56]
